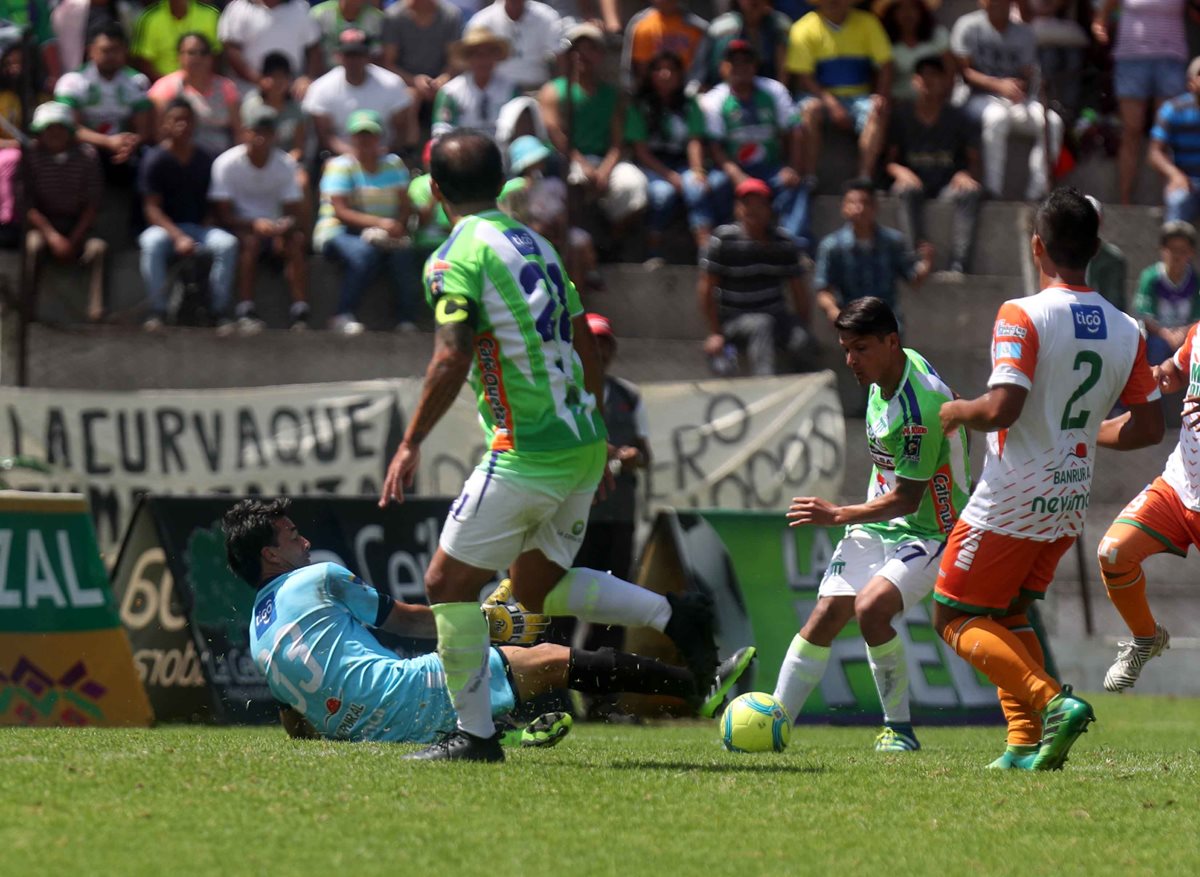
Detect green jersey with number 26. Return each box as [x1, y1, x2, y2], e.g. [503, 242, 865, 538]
[425, 209, 607, 454]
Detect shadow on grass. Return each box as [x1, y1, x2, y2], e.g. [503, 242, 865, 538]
[605, 760, 827, 775]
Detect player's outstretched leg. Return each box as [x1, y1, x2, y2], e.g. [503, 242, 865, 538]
[535, 569, 719, 692]
[1032, 685, 1096, 771]
[1098, 521, 1174, 691]
[701, 646, 758, 719]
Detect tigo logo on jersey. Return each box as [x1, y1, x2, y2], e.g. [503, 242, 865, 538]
[504, 229, 539, 257]
[995, 320, 1027, 339]
[1070, 303, 1107, 339]
[253, 595, 276, 637]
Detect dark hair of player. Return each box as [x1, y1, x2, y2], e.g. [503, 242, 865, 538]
[224, 498, 293, 587]
[1034, 187, 1099, 270]
[835, 296, 900, 339]
[431, 130, 505, 205]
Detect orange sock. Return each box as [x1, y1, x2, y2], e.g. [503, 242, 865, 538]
[1100, 565, 1157, 638]
[1097, 523, 1163, 638]
[997, 614, 1045, 746]
[943, 613, 1061, 713]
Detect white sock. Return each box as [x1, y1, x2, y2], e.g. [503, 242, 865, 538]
[432, 602, 494, 738]
[542, 568, 673, 631]
[772, 634, 830, 719]
[866, 635, 910, 725]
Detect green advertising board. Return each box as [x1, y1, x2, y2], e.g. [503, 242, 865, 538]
[642, 510, 1011, 723]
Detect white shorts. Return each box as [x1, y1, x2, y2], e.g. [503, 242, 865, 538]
[817, 528, 945, 610]
[439, 467, 594, 572]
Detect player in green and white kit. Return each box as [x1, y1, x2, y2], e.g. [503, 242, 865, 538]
[378, 131, 722, 762]
[772, 297, 970, 752]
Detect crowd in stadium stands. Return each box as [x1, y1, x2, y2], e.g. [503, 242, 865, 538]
[1, 0, 1200, 371]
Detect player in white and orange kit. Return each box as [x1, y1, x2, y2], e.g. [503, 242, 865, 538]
[1095, 323, 1200, 691]
[934, 189, 1165, 771]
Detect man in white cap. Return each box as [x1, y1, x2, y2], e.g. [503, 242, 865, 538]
[23, 101, 108, 323]
[432, 27, 521, 139]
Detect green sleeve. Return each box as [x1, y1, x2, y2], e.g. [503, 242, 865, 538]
[1132, 266, 1157, 318]
[891, 395, 941, 482]
[624, 103, 646, 144]
[408, 174, 431, 208]
[425, 246, 481, 329]
[564, 267, 583, 318]
[432, 89, 457, 129]
[685, 97, 705, 139]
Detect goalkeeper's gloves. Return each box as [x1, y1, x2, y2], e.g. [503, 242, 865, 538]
[481, 578, 550, 645]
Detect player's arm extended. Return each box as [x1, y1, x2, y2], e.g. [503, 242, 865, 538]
[1097, 401, 1166, 450]
[787, 476, 926, 527]
[939, 384, 1028, 434]
[572, 314, 605, 418]
[378, 601, 437, 638]
[379, 320, 474, 506]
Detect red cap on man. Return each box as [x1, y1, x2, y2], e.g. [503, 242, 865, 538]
[735, 178, 772, 200]
[586, 312, 615, 341]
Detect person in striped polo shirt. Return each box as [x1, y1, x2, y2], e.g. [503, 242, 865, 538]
[698, 176, 816, 376]
[1150, 57, 1200, 224]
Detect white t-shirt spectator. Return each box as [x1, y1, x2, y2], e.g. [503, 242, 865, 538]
[950, 10, 1037, 88]
[210, 143, 303, 220]
[218, 0, 321, 90]
[466, 0, 565, 91]
[301, 63, 413, 135]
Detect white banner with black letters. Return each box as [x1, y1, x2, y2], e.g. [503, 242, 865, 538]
[0, 372, 845, 553]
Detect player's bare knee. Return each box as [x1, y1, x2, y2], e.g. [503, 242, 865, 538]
[799, 597, 854, 645]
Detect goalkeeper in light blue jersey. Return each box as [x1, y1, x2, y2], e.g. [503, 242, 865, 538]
[227, 499, 754, 744]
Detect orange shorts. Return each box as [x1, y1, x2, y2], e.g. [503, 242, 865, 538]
[1110, 476, 1200, 557]
[935, 521, 1075, 615]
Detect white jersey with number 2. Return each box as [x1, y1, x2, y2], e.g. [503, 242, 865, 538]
[960, 285, 1160, 541]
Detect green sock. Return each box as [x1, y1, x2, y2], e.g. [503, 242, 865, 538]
[432, 602, 493, 738]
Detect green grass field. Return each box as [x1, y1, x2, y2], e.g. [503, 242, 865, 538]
[2, 694, 1198, 876]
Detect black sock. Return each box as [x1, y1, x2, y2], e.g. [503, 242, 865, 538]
[567, 647, 696, 699]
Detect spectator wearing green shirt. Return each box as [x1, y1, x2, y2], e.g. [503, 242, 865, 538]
[1134, 220, 1200, 364]
[1084, 196, 1129, 312]
[2, 0, 60, 91]
[539, 23, 647, 229]
[310, 0, 385, 71]
[409, 139, 452, 254]
[131, 0, 222, 80]
[626, 50, 711, 260]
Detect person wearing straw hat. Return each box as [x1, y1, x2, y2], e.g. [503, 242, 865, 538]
[467, 0, 566, 92]
[23, 101, 108, 324]
[433, 27, 520, 139]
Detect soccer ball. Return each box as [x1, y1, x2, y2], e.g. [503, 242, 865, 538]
[720, 692, 791, 753]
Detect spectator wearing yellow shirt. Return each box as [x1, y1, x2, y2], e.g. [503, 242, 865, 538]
[131, 0, 223, 80]
[787, 0, 892, 179]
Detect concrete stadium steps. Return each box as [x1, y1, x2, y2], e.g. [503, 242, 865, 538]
[7, 322, 710, 390]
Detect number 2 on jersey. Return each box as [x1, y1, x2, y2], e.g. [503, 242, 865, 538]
[1060, 350, 1103, 430]
[518, 262, 571, 344]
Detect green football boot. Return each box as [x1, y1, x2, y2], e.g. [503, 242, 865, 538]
[986, 744, 1038, 770]
[499, 711, 574, 749]
[873, 725, 921, 752]
[1031, 685, 1095, 771]
[700, 646, 758, 719]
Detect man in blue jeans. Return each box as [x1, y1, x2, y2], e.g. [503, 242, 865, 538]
[138, 98, 238, 331]
[1150, 57, 1200, 224]
[699, 40, 812, 251]
[313, 109, 419, 334]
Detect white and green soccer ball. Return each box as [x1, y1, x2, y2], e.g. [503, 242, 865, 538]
[720, 692, 791, 753]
